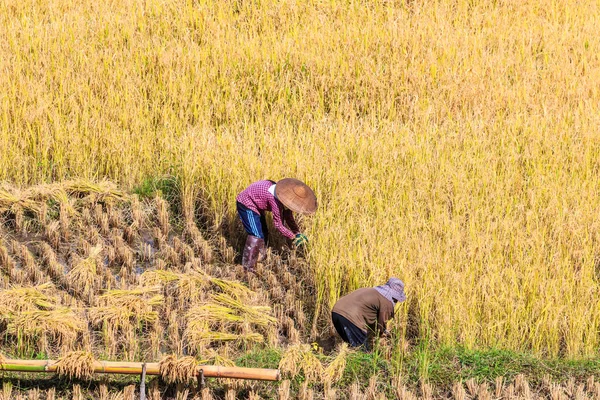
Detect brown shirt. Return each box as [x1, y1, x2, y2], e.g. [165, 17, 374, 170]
[332, 288, 394, 334]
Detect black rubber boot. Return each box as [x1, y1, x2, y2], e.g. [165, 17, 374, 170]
[242, 235, 264, 272]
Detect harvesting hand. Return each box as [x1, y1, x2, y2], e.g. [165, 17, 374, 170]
[293, 233, 308, 247]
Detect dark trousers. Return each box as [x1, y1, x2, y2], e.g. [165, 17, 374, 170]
[332, 312, 367, 348]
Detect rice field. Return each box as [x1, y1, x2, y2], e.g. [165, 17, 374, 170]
[1, 0, 600, 397]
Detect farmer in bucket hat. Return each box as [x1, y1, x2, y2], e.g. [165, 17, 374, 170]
[331, 278, 406, 348]
[236, 178, 317, 272]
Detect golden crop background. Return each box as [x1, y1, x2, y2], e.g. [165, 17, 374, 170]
[1, 0, 600, 357]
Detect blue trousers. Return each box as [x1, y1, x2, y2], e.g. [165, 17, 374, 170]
[237, 202, 268, 240]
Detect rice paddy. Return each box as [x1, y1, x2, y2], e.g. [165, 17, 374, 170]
[2, 0, 600, 397]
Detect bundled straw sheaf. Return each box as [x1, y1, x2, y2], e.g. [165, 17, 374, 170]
[55, 351, 96, 380]
[159, 355, 198, 384]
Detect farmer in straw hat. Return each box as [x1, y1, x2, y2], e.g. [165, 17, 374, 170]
[331, 278, 406, 348]
[236, 178, 317, 272]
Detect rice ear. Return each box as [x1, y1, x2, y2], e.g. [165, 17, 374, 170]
[55, 351, 95, 380]
[159, 355, 198, 384]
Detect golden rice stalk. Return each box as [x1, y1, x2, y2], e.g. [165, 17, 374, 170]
[465, 378, 478, 398]
[19, 244, 46, 285]
[185, 318, 264, 347]
[200, 388, 214, 400]
[7, 308, 87, 353]
[208, 277, 253, 299]
[495, 376, 504, 398]
[323, 343, 349, 382]
[1, 381, 12, 400]
[323, 382, 336, 400]
[45, 388, 55, 400]
[184, 220, 213, 263]
[349, 382, 363, 400]
[67, 245, 102, 301]
[451, 382, 467, 400]
[279, 344, 324, 383]
[175, 385, 189, 400]
[514, 374, 531, 398]
[0, 243, 17, 279]
[63, 180, 127, 203]
[44, 221, 61, 249]
[278, 380, 290, 400]
[38, 242, 62, 276]
[420, 382, 433, 400]
[140, 269, 181, 286]
[218, 237, 235, 264]
[130, 196, 143, 229]
[55, 351, 95, 380]
[26, 389, 40, 400]
[59, 201, 71, 241]
[159, 355, 198, 384]
[0, 282, 56, 317]
[224, 388, 235, 400]
[90, 287, 163, 329]
[148, 379, 160, 400]
[211, 293, 276, 326]
[123, 385, 135, 400]
[0, 186, 41, 214]
[155, 197, 170, 237]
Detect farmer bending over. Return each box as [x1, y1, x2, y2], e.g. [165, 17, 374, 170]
[331, 277, 406, 348]
[236, 178, 317, 272]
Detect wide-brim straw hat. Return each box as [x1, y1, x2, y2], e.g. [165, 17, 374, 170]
[275, 178, 318, 215]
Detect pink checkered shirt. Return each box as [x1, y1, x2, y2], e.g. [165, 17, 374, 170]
[236, 180, 300, 239]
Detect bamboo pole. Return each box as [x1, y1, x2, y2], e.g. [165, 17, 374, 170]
[0, 359, 280, 381]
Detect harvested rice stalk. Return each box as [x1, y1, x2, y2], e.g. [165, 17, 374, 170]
[1, 381, 12, 400]
[155, 197, 170, 236]
[218, 237, 235, 264]
[148, 379, 160, 400]
[63, 180, 127, 203]
[67, 245, 103, 302]
[159, 355, 198, 384]
[279, 344, 324, 383]
[140, 269, 210, 305]
[7, 308, 87, 353]
[211, 293, 276, 326]
[209, 276, 253, 299]
[0, 283, 57, 317]
[89, 287, 163, 329]
[18, 244, 47, 285]
[38, 243, 64, 281]
[55, 351, 95, 380]
[323, 343, 349, 382]
[0, 244, 18, 280]
[0, 187, 41, 214]
[184, 220, 213, 263]
[184, 318, 264, 348]
[44, 221, 61, 249]
[200, 388, 214, 400]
